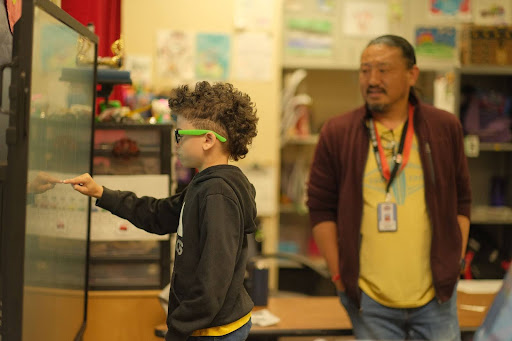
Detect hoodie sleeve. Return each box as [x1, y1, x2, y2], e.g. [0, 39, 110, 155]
[452, 118, 472, 218]
[96, 187, 185, 235]
[307, 119, 340, 227]
[167, 193, 242, 336]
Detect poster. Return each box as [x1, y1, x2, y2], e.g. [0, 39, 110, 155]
[156, 30, 195, 82]
[124, 55, 152, 86]
[233, 32, 273, 81]
[429, 0, 471, 19]
[234, 0, 274, 30]
[342, 1, 389, 37]
[195, 33, 231, 80]
[285, 18, 333, 57]
[415, 26, 456, 59]
[90, 175, 170, 241]
[474, 0, 510, 25]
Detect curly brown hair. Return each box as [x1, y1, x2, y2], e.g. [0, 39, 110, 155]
[168, 81, 258, 161]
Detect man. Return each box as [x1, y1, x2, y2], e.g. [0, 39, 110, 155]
[307, 35, 471, 340]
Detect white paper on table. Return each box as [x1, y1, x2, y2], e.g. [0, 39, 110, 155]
[457, 280, 503, 294]
[252, 309, 280, 327]
[233, 32, 273, 81]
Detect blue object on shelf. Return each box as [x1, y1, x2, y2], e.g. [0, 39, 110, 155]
[97, 69, 132, 84]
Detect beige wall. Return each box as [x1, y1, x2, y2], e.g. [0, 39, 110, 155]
[122, 0, 281, 166]
[122, 0, 282, 283]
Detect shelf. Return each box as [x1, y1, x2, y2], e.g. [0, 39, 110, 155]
[278, 256, 326, 270]
[459, 65, 512, 76]
[94, 122, 173, 130]
[89, 255, 160, 263]
[282, 60, 457, 72]
[282, 134, 319, 146]
[478, 142, 512, 152]
[471, 206, 512, 225]
[93, 149, 160, 158]
[280, 203, 308, 215]
[282, 60, 358, 70]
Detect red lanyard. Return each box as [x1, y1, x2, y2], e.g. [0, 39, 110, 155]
[368, 104, 415, 194]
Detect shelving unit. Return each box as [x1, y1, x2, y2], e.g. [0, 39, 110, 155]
[456, 65, 512, 279]
[278, 66, 446, 264]
[89, 123, 173, 290]
[279, 66, 512, 282]
[276, 0, 512, 288]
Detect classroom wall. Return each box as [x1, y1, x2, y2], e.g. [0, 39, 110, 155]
[122, 0, 282, 167]
[121, 0, 283, 283]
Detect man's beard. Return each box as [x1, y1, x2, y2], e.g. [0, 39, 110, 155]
[367, 102, 389, 113]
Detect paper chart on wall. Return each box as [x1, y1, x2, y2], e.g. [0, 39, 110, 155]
[26, 171, 90, 240]
[90, 175, 170, 241]
[342, 1, 389, 37]
[233, 32, 273, 81]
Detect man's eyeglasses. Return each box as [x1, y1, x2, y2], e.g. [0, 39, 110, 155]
[174, 129, 227, 144]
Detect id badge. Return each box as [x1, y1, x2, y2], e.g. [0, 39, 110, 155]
[377, 202, 398, 232]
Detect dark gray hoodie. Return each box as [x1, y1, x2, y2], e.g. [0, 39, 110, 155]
[97, 165, 257, 341]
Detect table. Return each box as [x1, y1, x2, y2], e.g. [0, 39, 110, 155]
[154, 292, 497, 339]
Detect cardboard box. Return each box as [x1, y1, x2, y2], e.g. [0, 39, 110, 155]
[460, 25, 512, 65]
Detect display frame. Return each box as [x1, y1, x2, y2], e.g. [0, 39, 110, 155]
[0, 1, 98, 340]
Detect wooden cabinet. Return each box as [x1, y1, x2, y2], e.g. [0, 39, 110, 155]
[84, 290, 166, 341]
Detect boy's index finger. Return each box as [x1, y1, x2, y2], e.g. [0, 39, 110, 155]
[62, 176, 83, 184]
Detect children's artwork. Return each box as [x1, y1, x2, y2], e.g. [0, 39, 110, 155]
[316, 0, 335, 13]
[285, 18, 333, 57]
[234, 0, 274, 30]
[156, 30, 195, 82]
[429, 0, 471, 19]
[415, 27, 456, 59]
[342, 1, 389, 37]
[195, 33, 231, 80]
[474, 0, 510, 25]
[233, 32, 273, 81]
[124, 55, 152, 87]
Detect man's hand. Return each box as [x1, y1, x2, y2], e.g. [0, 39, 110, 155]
[63, 173, 103, 199]
[333, 277, 346, 292]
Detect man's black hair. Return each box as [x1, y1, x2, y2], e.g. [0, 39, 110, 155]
[367, 35, 417, 69]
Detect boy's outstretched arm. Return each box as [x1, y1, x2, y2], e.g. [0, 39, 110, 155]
[63, 173, 103, 199]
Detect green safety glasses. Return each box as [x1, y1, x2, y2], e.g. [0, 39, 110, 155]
[174, 129, 227, 144]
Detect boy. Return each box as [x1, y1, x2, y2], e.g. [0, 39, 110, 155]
[64, 81, 259, 341]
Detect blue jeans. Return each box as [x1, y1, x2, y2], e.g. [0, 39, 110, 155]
[187, 319, 252, 341]
[338, 290, 460, 340]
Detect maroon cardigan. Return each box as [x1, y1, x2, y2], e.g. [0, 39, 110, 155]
[307, 97, 471, 306]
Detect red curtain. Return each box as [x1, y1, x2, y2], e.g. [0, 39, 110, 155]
[61, 0, 121, 57]
[61, 0, 123, 106]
